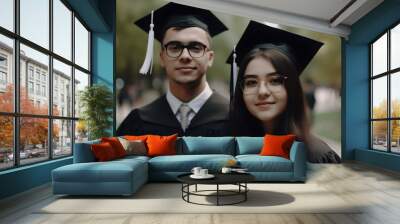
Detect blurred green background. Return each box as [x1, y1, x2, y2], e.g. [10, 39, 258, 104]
[116, 0, 341, 152]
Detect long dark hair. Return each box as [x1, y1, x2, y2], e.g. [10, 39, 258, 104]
[230, 48, 310, 141]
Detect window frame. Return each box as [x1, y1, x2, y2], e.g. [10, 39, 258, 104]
[370, 20, 400, 154]
[0, 0, 92, 171]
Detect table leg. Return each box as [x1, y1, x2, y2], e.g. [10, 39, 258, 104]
[181, 184, 183, 199]
[187, 184, 190, 202]
[217, 184, 219, 206]
[245, 183, 247, 201]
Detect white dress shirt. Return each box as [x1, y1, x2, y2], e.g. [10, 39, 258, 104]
[166, 82, 213, 127]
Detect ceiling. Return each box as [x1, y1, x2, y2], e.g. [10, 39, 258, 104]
[171, 0, 384, 38]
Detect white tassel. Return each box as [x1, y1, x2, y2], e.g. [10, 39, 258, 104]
[232, 45, 238, 94]
[139, 11, 155, 75]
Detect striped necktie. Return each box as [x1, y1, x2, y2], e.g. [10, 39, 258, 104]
[178, 103, 192, 131]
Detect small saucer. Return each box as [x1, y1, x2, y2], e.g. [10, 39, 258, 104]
[190, 174, 215, 179]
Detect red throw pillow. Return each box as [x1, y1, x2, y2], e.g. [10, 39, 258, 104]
[259, 134, 296, 159]
[146, 134, 178, 157]
[91, 142, 118, 161]
[101, 137, 127, 158]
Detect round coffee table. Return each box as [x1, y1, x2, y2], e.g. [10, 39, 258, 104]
[177, 172, 255, 206]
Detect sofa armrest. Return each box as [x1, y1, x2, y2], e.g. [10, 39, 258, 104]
[73, 140, 100, 163]
[289, 141, 307, 181]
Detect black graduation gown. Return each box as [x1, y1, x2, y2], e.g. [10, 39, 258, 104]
[116, 92, 230, 137]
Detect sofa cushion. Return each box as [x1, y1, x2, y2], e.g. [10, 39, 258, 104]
[260, 134, 296, 159]
[73, 139, 100, 163]
[118, 138, 147, 156]
[101, 137, 127, 158]
[147, 134, 178, 157]
[52, 159, 147, 183]
[148, 154, 235, 172]
[235, 137, 263, 155]
[124, 135, 148, 142]
[91, 142, 118, 161]
[114, 155, 150, 163]
[178, 137, 235, 155]
[236, 155, 293, 172]
[53, 162, 138, 182]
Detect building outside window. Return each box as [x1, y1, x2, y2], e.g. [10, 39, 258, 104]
[28, 66, 34, 80]
[41, 85, 46, 97]
[0, 54, 7, 90]
[0, 71, 7, 89]
[28, 81, 34, 94]
[370, 22, 400, 154]
[35, 83, 40, 95]
[0, 0, 91, 170]
[0, 54, 7, 67]
[0, 71, 6, 82]
[41, 73, 46, 83]
[35, 70, 40, 81]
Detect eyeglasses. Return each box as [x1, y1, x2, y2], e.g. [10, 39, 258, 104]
[241, 74, 288, 94]
[163, 41, 209, 58]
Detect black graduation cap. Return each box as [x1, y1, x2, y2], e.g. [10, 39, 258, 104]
[227, 21, 323, 97]
[134, 2, 228, 75]
[135, 2, 228, 41]
[227, 21, 323, 75]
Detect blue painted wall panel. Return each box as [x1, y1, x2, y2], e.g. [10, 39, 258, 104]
[344, 0, 400, 171]
[92, 33, 114, 87]
[355, 149, 400, 172]
[91, 0, 115, 134]
[0, 158, 72, 199]
[343, 44, 369, 159]
[65, 0, 109, 32]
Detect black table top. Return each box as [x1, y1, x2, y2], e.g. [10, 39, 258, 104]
[177, 172, 255, 185]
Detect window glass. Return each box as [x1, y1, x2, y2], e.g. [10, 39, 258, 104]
[372, 33, 387, 76]
[0, 0, 14, 31]
[20, 117, 49, 165]
[372, 77, 387, 119]
[391, 24, 400, 70]
[0, 35, 14, 113]
[53, 119, 72, 158]
[74, 69, 89, 118]
[391, 120, 400, 153]
[74, 18, 89, 70]
[1, 0, 92, 168]
[53, 0, 72, 60]
[20, 0, 49, 49]
[0, 116, 14, 170]
[53, 59, 72, 117]
[372, 121, 388, 151]
[75, 120, 88, 143]
[20, 44, 49, 115]
[391, 72, 400, 118]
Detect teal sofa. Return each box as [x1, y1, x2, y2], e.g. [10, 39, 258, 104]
[52, 137, 306, 196]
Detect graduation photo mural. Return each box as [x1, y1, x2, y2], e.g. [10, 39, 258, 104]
[116, 0, 342, 163]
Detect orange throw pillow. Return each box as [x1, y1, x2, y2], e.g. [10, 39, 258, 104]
[101, 137, 126, 158]
[146, 134, 178, 157]
[259, 134, 296, 159]
[124, 135, 148, 142]
[91, 142, 117, 161]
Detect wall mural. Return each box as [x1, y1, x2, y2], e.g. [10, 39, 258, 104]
[116, 0, 341, 163]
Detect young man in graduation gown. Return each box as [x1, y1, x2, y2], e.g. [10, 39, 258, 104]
[117, 3, 230, 137]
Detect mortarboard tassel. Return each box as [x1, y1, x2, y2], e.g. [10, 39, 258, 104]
[232, 45, 238, 94]
[139, 10, 155, 75]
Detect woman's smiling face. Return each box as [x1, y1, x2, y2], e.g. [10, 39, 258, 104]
[242, 56, 288, 126]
